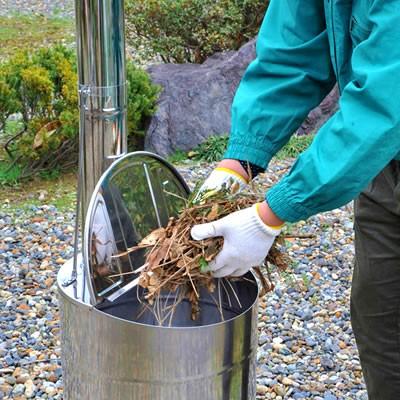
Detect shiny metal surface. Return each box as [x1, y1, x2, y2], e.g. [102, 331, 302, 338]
[83, 152, 190, 305]
[58, 260, 259, 400]
[75, 0, 128, 222]
[62, 0, 259, 398]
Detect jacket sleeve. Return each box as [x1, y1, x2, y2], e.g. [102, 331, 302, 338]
[224, 0, 336, 168]
[267, 0, 400, 222]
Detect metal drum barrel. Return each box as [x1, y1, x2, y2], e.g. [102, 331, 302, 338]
[58, 259, 259, 400]
[66, 0, 260, 397]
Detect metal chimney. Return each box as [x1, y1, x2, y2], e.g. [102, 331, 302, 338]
[75, 0, 127, 222]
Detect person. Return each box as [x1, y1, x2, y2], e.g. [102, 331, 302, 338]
[190, 1, 400, 398]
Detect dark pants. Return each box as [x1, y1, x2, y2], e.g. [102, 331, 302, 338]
[352, 160, 400, 399]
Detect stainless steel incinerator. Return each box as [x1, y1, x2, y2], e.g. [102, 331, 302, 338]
[57, 1, 259, 399]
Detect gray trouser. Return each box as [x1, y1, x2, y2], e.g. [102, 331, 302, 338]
[352, 160, 400, 399]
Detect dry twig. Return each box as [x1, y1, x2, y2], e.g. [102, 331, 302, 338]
[120, 190, 291, 321]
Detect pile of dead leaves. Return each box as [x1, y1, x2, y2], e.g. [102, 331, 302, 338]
[134, 191, 290, 320]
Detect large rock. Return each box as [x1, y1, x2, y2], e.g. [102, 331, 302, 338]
[145, 40, 256, 156]
[145, 39, 338, 156]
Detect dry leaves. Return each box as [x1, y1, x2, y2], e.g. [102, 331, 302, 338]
[134, 192, 290, 320]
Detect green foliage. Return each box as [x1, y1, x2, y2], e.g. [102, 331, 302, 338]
[168, 132, 314, 164]
[301, 273, 312, 289]
[167, 149, 188, 164]
[125, 0, 269, 63]
[0, 79, 20, 129]
[0, 45, 160, 180]
[0, 45, 79, 178]
[20, 66, 54, 118]
[3, 119, 24, 135]
[191, 135, 229, 162]
[199, 257, 209, 273]
[275, 134, 315, 159]
[0, 162, 21, 186]
[126, 63, 161, 150]
[39, 168, 61, 180]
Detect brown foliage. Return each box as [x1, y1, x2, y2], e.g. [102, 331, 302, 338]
[135, 193, 289, 320]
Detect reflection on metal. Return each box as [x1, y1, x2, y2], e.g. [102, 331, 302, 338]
[75, 0, 128, 223]
[90, 193, 122, 297]
[84, 152, 190, 305]
[58, 259, 259, 400]
[143, 162, 163, 228]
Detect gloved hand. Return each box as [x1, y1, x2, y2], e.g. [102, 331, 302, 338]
[191, 203, 282, 277]
[193, 165, 248, 204]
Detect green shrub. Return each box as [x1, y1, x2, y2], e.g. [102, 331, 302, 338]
[170, 133, 314, 164]
[167, 149, 188, 164]
[125, 0, 269, 63]
[0, 79, 20, 129]
[190, 135, 228, 162]
[126, 63, 161, 150]
[20, 66, 54, 118]
[0, 45, 160, 180]
[0, 161, 21, 186]
[0, 45, 79, 177]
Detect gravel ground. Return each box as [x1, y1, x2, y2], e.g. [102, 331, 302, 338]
[0, 159, 368, 400]
[0, 0, 74, 17]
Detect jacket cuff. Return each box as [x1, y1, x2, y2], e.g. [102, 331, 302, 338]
[223, 141, 275, 170]
[266, 180, 312, 223]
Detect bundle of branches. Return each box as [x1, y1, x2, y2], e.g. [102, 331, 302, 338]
[135, 191, 290, 321]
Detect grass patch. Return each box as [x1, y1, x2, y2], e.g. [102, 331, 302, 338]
[0, 14, 75, 59]
[3, 119, 24, 136]
[0, 161, 21, 186]
[0, 171, 77, 212]
[168, 135, 229, 165]
[190, 135, 228, 162]
[167, 150, 188, 164]
[168, 134, 315, 165]
[275, 134, 315, 159]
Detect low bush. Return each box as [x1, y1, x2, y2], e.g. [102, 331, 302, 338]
[0, 161, 21, 186]
[0, 45, 160, 181]
[168, 133, 315, 165]
[190, 135, 228, 162]
[125, 0, 269, 63]
[0, 45, 79, 179]
[167, 149, 188, 164]
[126, 62, 161, 150]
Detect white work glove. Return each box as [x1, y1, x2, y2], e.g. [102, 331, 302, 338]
[193, 167, 248, 203]
[191, 204, 282, 277]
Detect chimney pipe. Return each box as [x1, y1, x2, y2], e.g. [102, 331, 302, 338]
[75, 0, 128, 222]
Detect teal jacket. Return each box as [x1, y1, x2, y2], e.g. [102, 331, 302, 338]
[224, 0, 400, 222]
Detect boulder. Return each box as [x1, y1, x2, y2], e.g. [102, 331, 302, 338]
[145, 39, 256, 156]
[145, 39, 338, 156]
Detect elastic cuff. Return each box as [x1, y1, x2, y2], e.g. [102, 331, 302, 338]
[266, 181, 312, 223]
[252, 203, 281, 236]
[215, 167, 248, 184]
[224, 142, 275, 170]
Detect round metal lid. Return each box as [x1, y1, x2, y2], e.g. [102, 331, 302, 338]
[83, 151, 190, 305]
